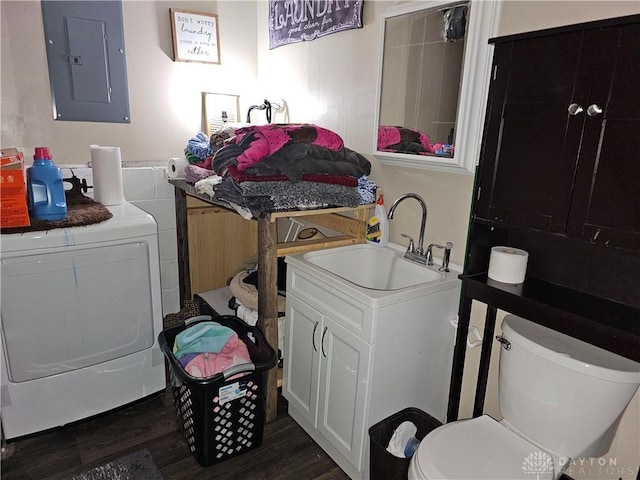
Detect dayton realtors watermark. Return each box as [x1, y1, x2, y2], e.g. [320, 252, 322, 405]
[561, 458, 638, 479]
[522, 453, 638, 479]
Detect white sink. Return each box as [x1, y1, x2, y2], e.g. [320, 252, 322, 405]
[301, 243, 448, 290]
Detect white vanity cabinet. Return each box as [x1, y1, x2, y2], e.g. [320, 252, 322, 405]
[284, 294, 372, 472]
[283, 250, 461, 479]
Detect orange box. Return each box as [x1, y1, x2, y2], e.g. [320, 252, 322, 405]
[1, 148, 30, 228]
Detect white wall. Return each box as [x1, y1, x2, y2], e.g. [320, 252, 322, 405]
[254, 0, 477, 265]
[0, 1, 258, 163]
[1, 1, 638, 477]
[499, 0, 639, 36]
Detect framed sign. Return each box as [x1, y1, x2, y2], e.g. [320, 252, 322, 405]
[170, 8, 220, 64]
[268, 0, 363, 49]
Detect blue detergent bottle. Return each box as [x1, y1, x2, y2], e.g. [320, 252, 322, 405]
[27, 147, 67, 221]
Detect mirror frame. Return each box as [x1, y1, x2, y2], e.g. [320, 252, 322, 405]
[373, 0, 502, 174]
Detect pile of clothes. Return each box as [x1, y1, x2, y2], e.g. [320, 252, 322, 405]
[377, 126, 453, 156]
[182, 124, 376, 216]
[173, 321, 251, 379]
[184, 128, 235, 164]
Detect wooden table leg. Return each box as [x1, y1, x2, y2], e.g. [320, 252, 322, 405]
[473, 306, 497, 417]
[257, 215, 279, 423]
[447, 285, 472, 422]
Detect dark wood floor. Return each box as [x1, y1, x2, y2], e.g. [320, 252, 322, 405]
[1, 388, 590, 480]
[1, 387, 350, 480]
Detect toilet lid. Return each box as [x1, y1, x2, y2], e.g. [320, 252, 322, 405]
[413, 415, 554, 480]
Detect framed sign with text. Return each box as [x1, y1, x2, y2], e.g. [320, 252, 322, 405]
[170, 8, 220, 64]
[268, 0, 363, 49]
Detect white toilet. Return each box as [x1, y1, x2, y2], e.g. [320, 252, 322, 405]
[409, 314, 640, 480]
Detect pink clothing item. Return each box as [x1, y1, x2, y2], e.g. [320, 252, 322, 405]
[184, 333, 251, 379]
[184, 163, 215, 183]
[234, 124, 344, 170]
[377, 126, 433, 152]
[377, 126, 401, 149]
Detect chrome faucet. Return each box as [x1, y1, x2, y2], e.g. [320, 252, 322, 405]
[426, 242, 453, 272]
[387, 193, 428, 257]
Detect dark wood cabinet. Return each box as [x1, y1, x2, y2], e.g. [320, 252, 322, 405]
[469, 15, 640, 304]
[477, 20, 640, 251]
[477, 30, 583, 234]
[447, 15, 640, 422]
[566, 22, 640, 251]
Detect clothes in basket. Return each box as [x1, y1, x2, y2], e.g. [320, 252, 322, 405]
[173, 321, 251, 378]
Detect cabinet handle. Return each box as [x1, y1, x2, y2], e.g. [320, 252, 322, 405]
[321, 326, 328, 357]
[587, 104, 603, 116]
[312, 321, 319, 351]
[567, 103, 583, 116]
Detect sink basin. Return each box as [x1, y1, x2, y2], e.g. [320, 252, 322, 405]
[301, 243, 446, 290]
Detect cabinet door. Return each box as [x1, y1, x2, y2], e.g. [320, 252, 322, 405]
[282, 294, 321, 427]
[476, 31, 586, 232]
[566, 24, 640, 251]
[317, 315, 371, 472]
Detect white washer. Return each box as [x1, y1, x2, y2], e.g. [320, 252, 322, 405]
[0, 201, 166, 439]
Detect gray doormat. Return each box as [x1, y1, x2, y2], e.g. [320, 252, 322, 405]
[70, 449, 163, 480]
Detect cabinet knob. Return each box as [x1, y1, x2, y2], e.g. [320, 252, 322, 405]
[568, 103, 584, 116]
[587, 104, 603, 116]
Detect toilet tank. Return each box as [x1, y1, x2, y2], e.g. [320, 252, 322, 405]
[498, 314, 640, 459]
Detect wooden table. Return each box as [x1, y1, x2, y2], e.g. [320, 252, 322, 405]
[170, 179, 372, 421]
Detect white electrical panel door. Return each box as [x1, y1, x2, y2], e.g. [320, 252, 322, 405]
[41, 0, 130, 123]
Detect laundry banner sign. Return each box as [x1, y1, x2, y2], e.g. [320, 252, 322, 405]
[269, 0, 364, 49]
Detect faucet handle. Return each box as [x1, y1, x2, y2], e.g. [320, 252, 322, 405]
[426, 243, 441, 266]
[401, 233, 415, 254]
[439, 242, 453, 272]
[427, 243, 452, 268]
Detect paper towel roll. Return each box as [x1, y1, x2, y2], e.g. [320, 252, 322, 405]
[487, 246, 529, 284]
[166, 157, 190, 179]
[90, 145, 124, 206]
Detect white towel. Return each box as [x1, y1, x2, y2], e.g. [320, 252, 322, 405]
[194, 175, 223, 197]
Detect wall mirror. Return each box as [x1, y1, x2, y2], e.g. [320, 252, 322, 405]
[203, 92, 240, 135]
[373, 0, 502, 174]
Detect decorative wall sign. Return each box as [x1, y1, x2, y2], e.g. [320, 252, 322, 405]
[170, 8, 220, 64]
[268, 0, 363, 50]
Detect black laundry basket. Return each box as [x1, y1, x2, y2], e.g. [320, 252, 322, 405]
[159, 314, 277, 467]
[368, 407, 442, 480]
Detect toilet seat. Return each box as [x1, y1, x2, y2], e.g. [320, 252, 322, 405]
[410, 415, 554, 480]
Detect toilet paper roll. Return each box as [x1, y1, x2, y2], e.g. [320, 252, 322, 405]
[487, 246, 529, 284]
[166, 157, 190, 179]
[90, 145, 124, 206]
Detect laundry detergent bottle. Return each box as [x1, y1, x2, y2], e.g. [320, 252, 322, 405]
[366, 193, 389, 246]
[27, 147, 67, 221]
